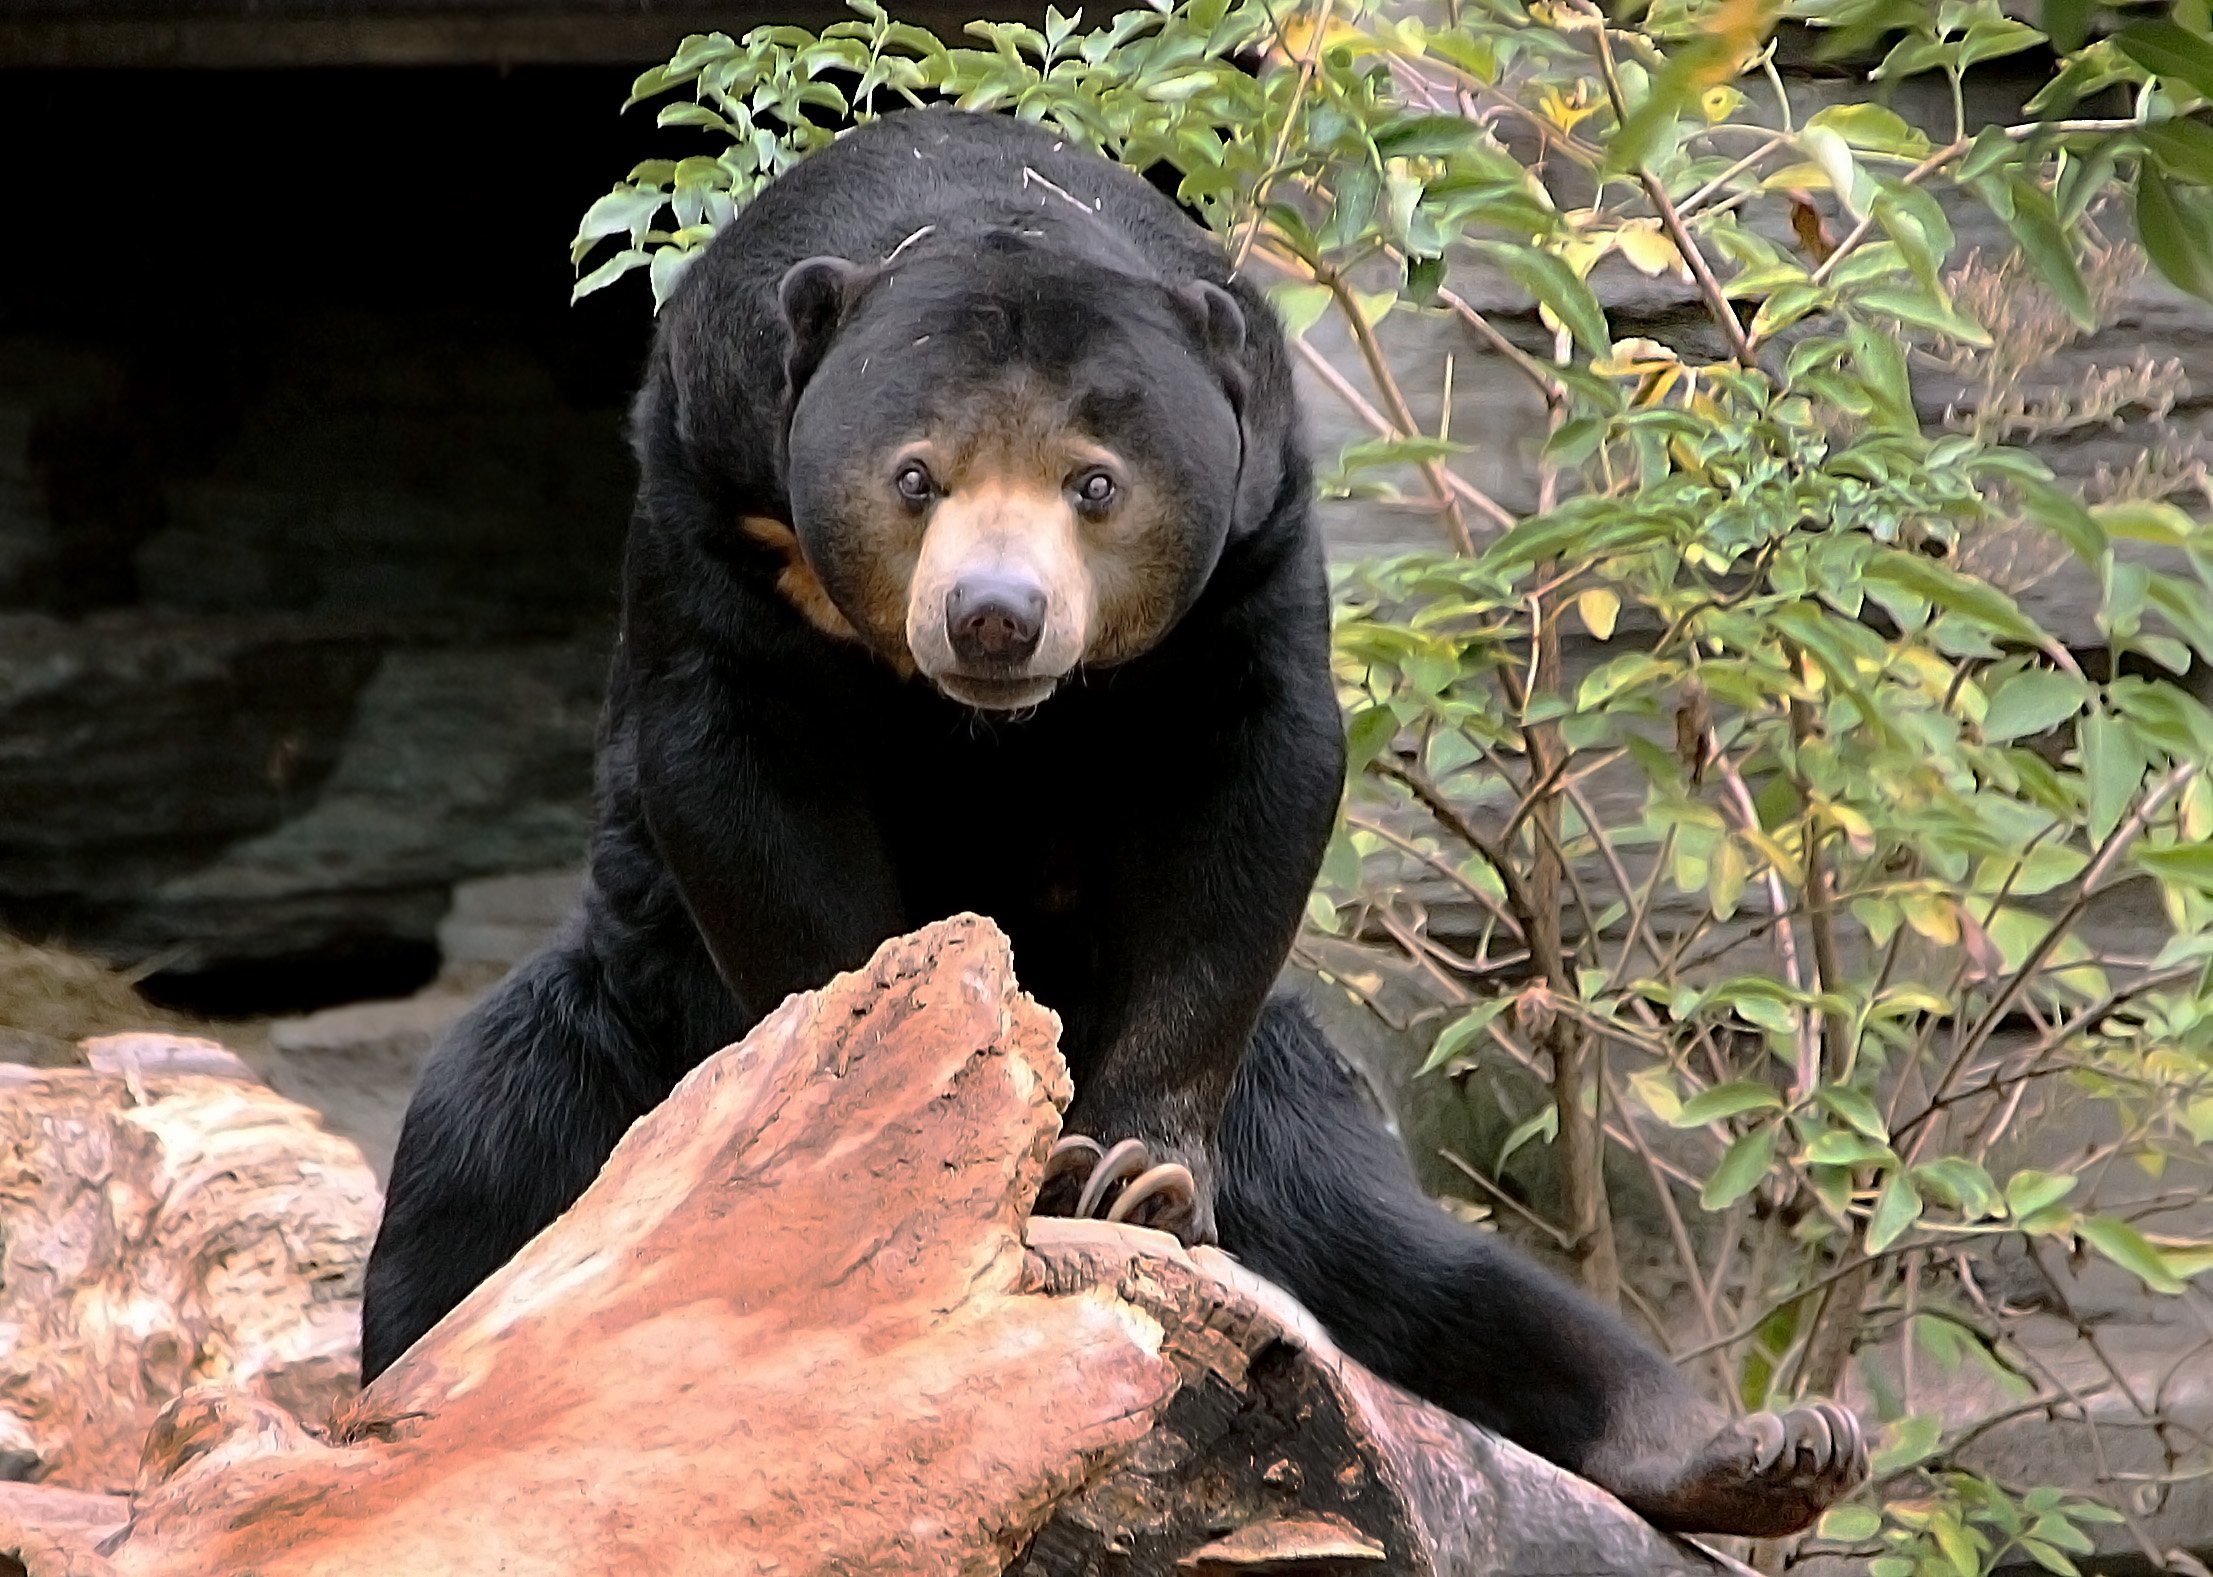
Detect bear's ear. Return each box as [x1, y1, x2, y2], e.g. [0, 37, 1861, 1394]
[778, 255, 875, 393]
[1170, 279, 1250, 418]
[1171, 280, 1247, 360]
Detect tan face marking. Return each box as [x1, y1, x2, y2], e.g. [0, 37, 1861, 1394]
[782, 386, 1204, 711]
[738, 515, 915, 674]
[903, 472, 1094, 710]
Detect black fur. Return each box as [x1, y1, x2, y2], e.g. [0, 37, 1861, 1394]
[362, 107, 1772, 1528]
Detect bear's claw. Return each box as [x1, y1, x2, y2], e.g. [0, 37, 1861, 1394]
[1631, 1401, 1869, 1537]
[1039, 1135, 1202, 1238]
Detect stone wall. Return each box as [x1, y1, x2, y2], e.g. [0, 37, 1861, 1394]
[0, 64, 654, 1005]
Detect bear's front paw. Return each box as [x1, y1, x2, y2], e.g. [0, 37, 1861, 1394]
[1036, 1134, 1211, 1243]
[1631, 1401, 1868, 1537]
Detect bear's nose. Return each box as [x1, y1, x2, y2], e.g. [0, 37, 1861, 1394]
[946, 574, 1046, 668]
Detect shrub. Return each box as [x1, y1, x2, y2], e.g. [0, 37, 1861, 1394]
[572, 3, 2213, 1566]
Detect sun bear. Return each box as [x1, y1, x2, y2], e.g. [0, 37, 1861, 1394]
[361, 106, 1866, 1536]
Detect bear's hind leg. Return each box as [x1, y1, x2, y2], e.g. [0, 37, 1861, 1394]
[1214, 993, 1866, 1537]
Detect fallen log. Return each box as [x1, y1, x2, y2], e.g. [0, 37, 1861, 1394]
[0, 1035, 379, 1493]
[2, 917, 1751, 1576]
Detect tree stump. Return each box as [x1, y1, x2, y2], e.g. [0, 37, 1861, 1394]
[1, 918, 1750, 1577]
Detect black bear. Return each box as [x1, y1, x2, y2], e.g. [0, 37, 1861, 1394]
[362, 106, 1866, 1537]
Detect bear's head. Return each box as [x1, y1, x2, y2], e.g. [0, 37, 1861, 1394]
[774, 231, 1251, 712]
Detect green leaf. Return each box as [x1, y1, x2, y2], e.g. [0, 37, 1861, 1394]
[2094, 498, 2203, 545]
[1672, 1081, 1786, 1127]
[1701, 1124, 1777, 1209]
[1849, 319, 1916, 431]
[2078, 1214, 2187, 1293]
[1801, 124, 1875, 218]
[1607, 42, 1713, 174]
[1497, 1102, 1560, 1168]
[2142, 116, 2213, 185]
[1806, 102, 1932, 157]
[2079, 711, 2147, 845]
[1470, 242, 1611, 359]
[2115, 19, 2213, 100]
[1804, 1130, 1897, 1168]
[1934, 1511, 1986, 1577]
[2043, 0, 2090, 53]
[1268, 281, 1334, 339]
[1867, 1170, 1924, 1252]
[1870, 1412, 1943, 1474]
[648, 244, 698, 308]
[1915, 1156, 2003, 1218]
[2001, 174, 2096, 331]
[2017, 477, 2107, 564]
[2029, 1513, 2098, 1554]
[1418, 998, 1512, 1074]
[1818, 1503, 1883, 1542]
[1817, 1084, 1889, 1141]
[1983, 670, 2085, 741]
[2136, 167, 2213, 302]
[1345, 705, 1399, 774]
[1856, 286, 1990, 346]
[575, 186, 668, 243]
[2139, 843, 2213, 893]
[1863, 549, 2047, 647]
[572, 247, 651, 301]
[1375, 113, 1484, 158]
[1708, 833, 1749, 920]
[2004, 1168, 2079, 1219]
[2014, 1537, 2082, 1576]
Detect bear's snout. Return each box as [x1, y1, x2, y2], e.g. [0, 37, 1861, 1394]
[947, 574, 1047, 668]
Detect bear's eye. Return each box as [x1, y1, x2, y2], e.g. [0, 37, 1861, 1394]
[894, 462, 937, 506]
[1072, 470, 1118, 512]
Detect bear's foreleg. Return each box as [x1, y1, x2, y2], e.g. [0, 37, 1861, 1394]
[1037, 675, 1343, 1242]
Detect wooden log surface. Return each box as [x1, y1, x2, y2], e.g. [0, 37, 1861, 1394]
[0, 1034, 379, 1493]
[1, 917, 1751, 1577]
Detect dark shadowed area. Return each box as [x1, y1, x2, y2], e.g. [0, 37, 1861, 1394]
[0, 59, 662, 1011]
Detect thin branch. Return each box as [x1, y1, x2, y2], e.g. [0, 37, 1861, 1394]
[1908, 764, 2195, 1164]
[1284, 296, 1518, 531]
[1583, 8, 1754, 365]
[1232, 0, 1334, 273]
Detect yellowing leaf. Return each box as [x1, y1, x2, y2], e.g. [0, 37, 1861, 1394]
[1537, 84, 1602, 133]
[1591, 336, 1681, 377]
[1272, 12, 1368, 59]
[1709, 834, 1749, 920]
[1353, 288, 1397, 326]
[1577, 587, 1621, 640]
[1628, 1066, 1683, 1123]
[2154, 1239, 2213, 1280]
[1899, 891, 1960, 946]
[1870, 1413, 1943, 1474]
[1616, 220, 1688, 279]
[1701, 85, 1747, 122]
